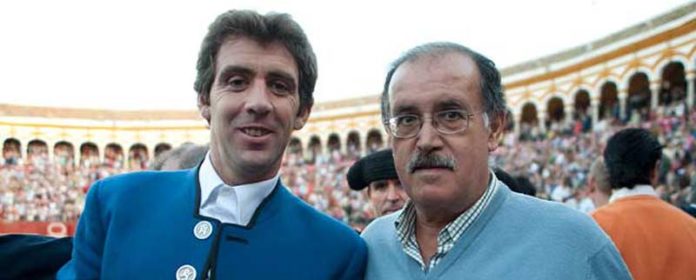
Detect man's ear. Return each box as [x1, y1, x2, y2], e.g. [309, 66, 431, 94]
[293, 118, 305, 130]
[198, 94, 211, 125]
[650, 162, 660, 186]
[201, 107, 211, 122]
[487, 113, 506, 152]
[294, 106, 311, 130]
[587, 177, 596, 193]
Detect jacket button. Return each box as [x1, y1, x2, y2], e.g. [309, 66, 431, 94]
[176, 264, 196, 280]
[194, 220, 213, 240]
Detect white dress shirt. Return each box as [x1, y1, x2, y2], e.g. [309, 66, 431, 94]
[609, 184, 657, 203]
[198, 152, 278, 225]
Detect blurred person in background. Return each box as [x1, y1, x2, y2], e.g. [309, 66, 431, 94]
[149, 143, 208, 171]
[593, 128, 696, 280]
[347, 148, 408, 218]
[493, 168, 536, 197]
[587, 157, 611, 209]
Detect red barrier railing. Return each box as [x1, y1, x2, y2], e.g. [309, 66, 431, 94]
[0, 221, 77, 237]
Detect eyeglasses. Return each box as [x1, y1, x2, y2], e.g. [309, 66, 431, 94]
[385, 109, 483, 139]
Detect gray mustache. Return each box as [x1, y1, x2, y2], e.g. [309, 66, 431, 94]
[407, 152, 456, 173]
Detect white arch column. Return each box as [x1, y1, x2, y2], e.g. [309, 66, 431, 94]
[47, 142, 54, 163]
[538, 110, 547, 133]
[361, 132, 368, 155]
[565, 104, 574, 126]
[591, 98, 600, 127]
[20, 136, 29, 164]
[618, 89, 628, 121]
[650, 80, 661, 109]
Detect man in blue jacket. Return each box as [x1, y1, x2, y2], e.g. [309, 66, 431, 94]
[58, 10, 366, 280]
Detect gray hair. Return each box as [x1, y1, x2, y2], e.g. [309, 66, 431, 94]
[589, 157, 611, 195]
[380, 42, 507, 126]
[150, 144, 208, 170]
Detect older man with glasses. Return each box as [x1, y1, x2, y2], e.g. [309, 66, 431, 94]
[361, 42, 632, 280]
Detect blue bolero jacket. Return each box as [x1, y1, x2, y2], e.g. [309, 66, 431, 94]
[57, 167, 367, 280]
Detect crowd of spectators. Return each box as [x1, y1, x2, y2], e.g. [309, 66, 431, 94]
[495, 102, 696, 215]
[2, 103, 695, 229]
[0, 146, 137, 223]
[281, 150, 371, 230]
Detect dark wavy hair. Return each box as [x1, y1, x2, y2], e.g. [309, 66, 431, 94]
[194, 10, 317, 114]
[604, 128, 663, 189]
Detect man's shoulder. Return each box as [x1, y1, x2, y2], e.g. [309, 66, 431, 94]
[361, 211, 399, 242]
[593, 197, 696, 228]
[89, 169, 194, 204]
[97, 169, 191, 191]
[592, 196, 665, 220]
[278, 188, 364, 244]
[490, 193, 627, 274]
[101, 169, 189, 184]
[590, 200, 626, 223]
[507, 192, 589, 219]
[502, 193, 609, 243]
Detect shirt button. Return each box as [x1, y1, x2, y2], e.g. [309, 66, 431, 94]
[176, 264, 196, 280]
[194, 220, 213, 240]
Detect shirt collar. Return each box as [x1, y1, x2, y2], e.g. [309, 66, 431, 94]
[198, 152, 279, 213]
[199, 152, 224, 204]
[609, 184, 657, 203]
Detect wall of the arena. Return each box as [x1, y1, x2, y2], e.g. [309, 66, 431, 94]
[293, 103, 388, 157]
[504, 13, 695, 134]
[0, 120, 210, 165]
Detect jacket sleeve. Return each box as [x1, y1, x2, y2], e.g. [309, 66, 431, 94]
[56, 180, 107, 279]
[338, 238, 368, 280]
[586, 242, 633, 280]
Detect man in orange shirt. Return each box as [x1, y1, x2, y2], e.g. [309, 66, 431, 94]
[593, 128, 696, 280]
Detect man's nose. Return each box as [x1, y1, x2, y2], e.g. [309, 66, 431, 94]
[386, 184, 402, 201]
[416, 118, 443, 153]
[244, 81, 272, 116]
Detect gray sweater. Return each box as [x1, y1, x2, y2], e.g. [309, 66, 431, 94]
[361, 183, 632, 280]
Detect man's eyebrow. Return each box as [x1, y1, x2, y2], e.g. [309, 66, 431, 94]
[267, 70, 297, 87]
[217, 66, 254, 82]
[435, 99, 470, 111]
[392, 104, 420, 115]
